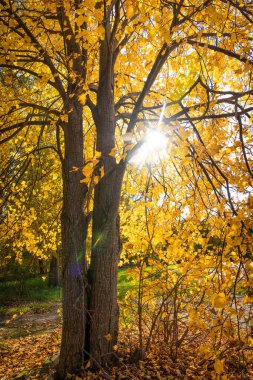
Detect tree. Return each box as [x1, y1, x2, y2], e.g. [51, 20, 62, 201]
[0, 132, 61, 266]
[0, 0, 252, 378]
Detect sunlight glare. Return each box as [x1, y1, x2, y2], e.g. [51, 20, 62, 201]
[145, 129, 167, 151]
[130, 129, 168, 168]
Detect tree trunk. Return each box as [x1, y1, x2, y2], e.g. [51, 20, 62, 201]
[88, 159, 125, 364]
[87, 39, 126, 365]
[38, 259, 45, 275]
[57, 101, 88, 378]
[48, 256, 59, 287]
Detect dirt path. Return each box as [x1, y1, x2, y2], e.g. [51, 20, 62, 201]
[0, 303, 61, 340]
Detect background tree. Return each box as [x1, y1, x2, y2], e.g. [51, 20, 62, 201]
[0, 131, 61, 276]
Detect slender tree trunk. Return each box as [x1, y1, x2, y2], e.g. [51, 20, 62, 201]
[88, 40, 126, 364]
[58, 101, 88, 378]
[38, 259, 45, 275]
[48, 255, 59, 287]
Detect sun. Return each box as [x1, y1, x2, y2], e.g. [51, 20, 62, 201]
[145, 129, 167, 151]
[130, 128, 168, 168]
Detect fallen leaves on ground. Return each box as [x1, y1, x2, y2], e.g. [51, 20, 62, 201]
[0, 313, 253, 379]
[0, 329, 61, 379]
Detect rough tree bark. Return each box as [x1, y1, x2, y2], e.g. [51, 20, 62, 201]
[87, 39, 126, 364]
[57, 100, 88, 378]
[56, 2, 89, 376]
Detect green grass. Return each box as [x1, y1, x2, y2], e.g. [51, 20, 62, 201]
[0, 304, 30, 316]
[0, 276, 62, 306]
[0, 268, 132, 316]
[1, 329, 29, 339]
[118, 268, 130, 299]
[117, 267, 137, 299]
[0, 275, 61, 317]
[0, 301, 57, 316]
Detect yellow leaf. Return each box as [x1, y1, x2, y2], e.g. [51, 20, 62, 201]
[211, 293, 227, 308]
[126, 4, 135, 18]
[104, 333, 112, 341]
[109, 148, 117, 157]
[82, 166, 93, 177]
[214, 358, 224, 375]
[243, 296, 253, 303]
[125, 242, 134, 250]
[60, 114, 68, 122]
[161, 311, 167, 319]
[93, 176, 99, 185]
[78, 93, 86, 105]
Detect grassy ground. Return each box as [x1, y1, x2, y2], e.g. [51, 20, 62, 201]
[0, 277, 62, 316]
[0, 267, 132, 316]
